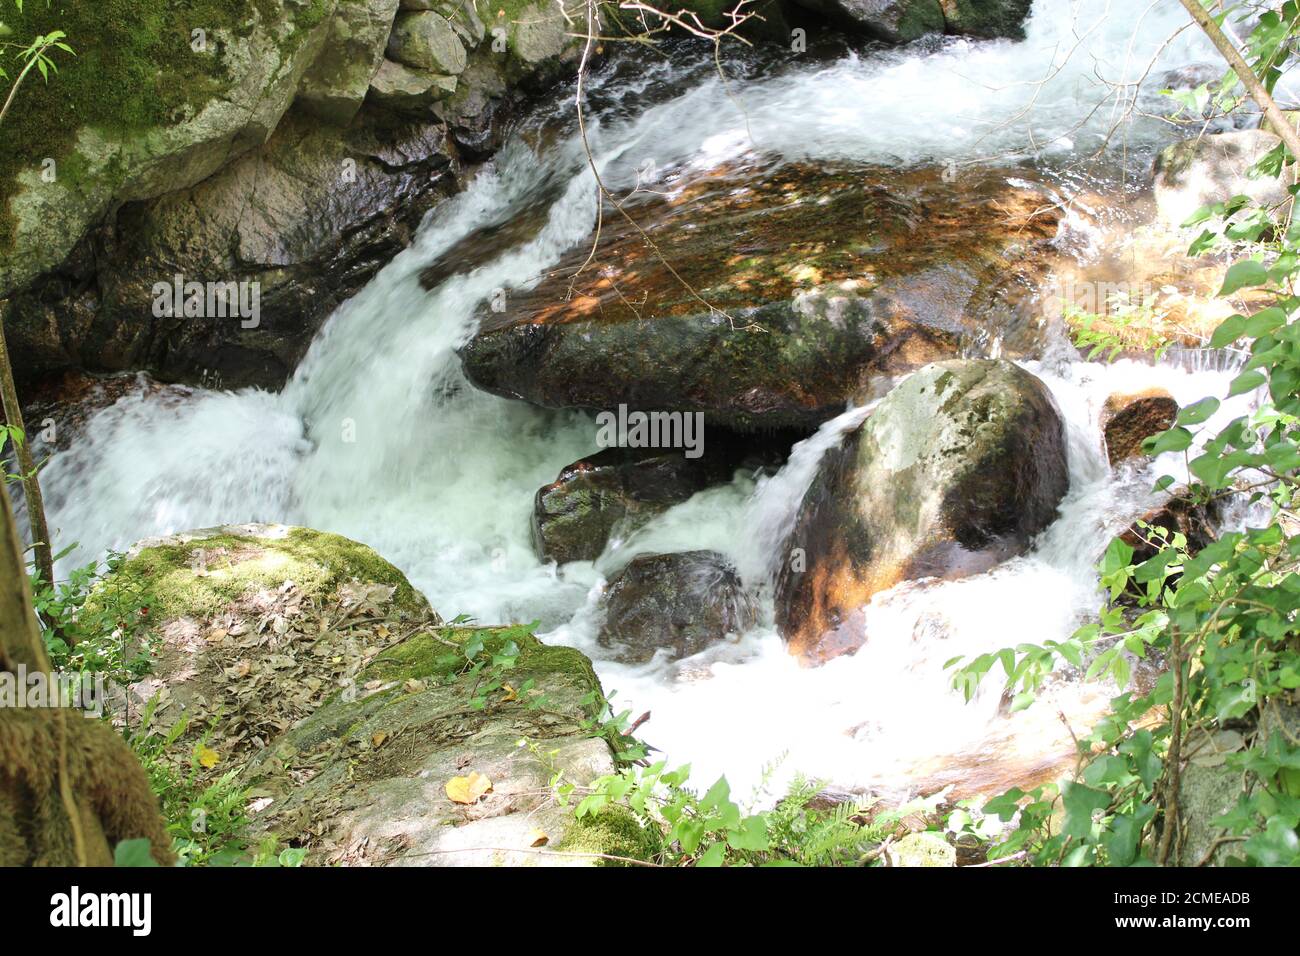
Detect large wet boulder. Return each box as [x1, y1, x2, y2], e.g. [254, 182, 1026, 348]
[1154, 129, 1291, 227]
[534, 449, 724, 565]
[776, 359, 1069, 664]
[459, 163, 1061, 431]
[787, 0, 1031, 43]
[599, 551, 758, 663]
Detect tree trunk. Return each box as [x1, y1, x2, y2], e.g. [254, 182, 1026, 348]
[0, 484, 173, 866]
[0, 307, 57, 599]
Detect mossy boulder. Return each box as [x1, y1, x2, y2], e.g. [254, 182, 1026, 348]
[776, 359, 1068, 663]
[0, 0, 343, 299]
[99, 523, 437, 757]
[387, 9, 468, 73]
[245, 623, 637, 866]
[458, 163, 1061, 431]
[298, 0, 403, 124]
[101, 522, 644, 865]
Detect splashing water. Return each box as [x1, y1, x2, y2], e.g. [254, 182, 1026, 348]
[39, 0, 1260, 798]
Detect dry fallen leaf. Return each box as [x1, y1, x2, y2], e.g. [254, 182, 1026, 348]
[501, 684, 518, 703]
[446, 771, 493, 805]
[528, 827, 549, 847]
[371, 731, 388, 749]
[196, 745, 220, 769]
[377, 624, 390, 639]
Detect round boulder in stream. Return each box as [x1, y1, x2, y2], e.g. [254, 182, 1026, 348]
[599, 551, 758, 664]
[776, 359, 1069, 664]
[457, 163, 1061, 431]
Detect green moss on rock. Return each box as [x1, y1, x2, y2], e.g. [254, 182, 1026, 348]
[93, 524, 431, 623]
[555, 806, 659, 865]
[0, 0, 336, 251]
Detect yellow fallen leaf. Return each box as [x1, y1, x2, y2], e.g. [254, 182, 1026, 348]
[528, 827, 549, 847]
[446, 771, 493, 805]
[377, 624, 390, 638]
[196, 745, 220, 769]
[371, 731, 388, 749]
[501, 683, 517, 702]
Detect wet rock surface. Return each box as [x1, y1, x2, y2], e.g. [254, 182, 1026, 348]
[1101, 388, 1178, 466]
[776, 359, 1069, 664]
[533, 448, 728, 565]
[459, 162, 1062, 430]
[599, 550, 758, 663]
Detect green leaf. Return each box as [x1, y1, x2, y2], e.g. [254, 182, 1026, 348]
[1061, 782, 1111, 839]
[1176, 397, 1219, 426]
[1143, 427, 1193, 455]
[113, 838, 159, 867]
[726, 815, 770, 852]
[1218, 259, 1270, 295]
[696, 842, 726, 867]
[1229, 370, 1267, 396]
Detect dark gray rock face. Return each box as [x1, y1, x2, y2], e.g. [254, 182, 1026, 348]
[4, 110, 454, 390]
[533, 449, 725, 565]
[599, 550, 758, 663]
[776, 359, 1069, 664]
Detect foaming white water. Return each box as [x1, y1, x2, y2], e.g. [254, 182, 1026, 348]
[38, 0, 1259, 795]
[547, 358, 1253, 797]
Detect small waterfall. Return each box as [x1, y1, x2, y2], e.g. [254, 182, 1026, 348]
[35, 0, 1251, 797]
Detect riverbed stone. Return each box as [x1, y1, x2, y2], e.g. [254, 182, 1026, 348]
[1101, 388, 1178, 466]
[533, 448, 723, 565]
[599, 550, 758, 663]
[776, 359, 1069, 664]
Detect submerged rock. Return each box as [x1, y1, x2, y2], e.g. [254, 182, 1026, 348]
[1118, 491, 1219, 565]
[459, 163, 1061, 430]
[1101, 388, 1178, 466]
[599, 551, 758, 663]
[1153, 129, 1291, 227]
[776, 359, 1068, 664]
[534, 448, 724, 565]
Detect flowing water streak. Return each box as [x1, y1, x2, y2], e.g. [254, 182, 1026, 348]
[39, 0, 1252, 796]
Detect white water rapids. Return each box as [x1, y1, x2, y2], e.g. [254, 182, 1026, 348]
[34, 0, 1268, 799]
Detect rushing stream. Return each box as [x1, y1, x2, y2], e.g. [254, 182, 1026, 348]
[36, 0, 1267, 799]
